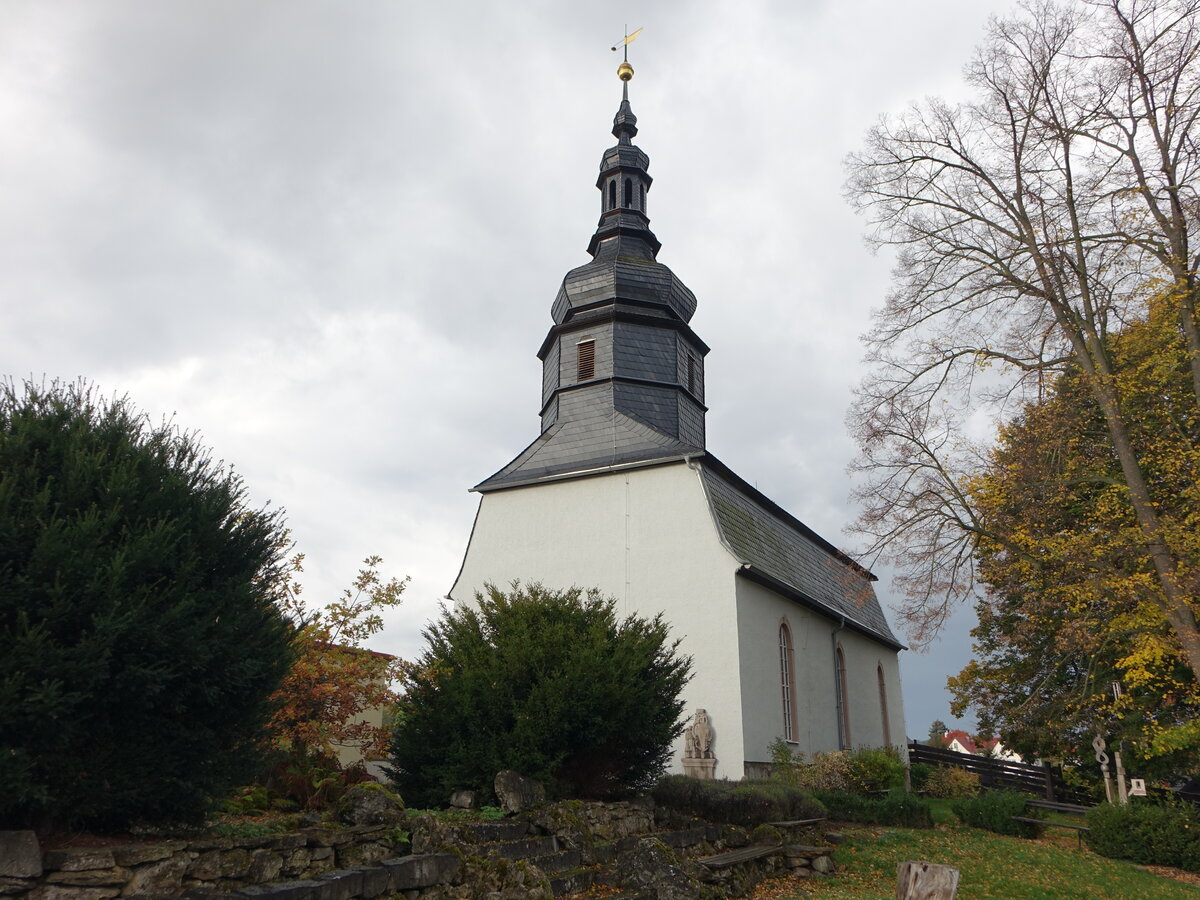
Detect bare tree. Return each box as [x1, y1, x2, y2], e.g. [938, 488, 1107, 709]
[845, 0, 1200, 679]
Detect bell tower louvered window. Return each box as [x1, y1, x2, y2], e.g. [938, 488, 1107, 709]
[577, 339, 596, 381]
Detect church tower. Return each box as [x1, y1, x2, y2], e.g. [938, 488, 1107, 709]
[452, 60, 906, 778]
[476, 72, 708, 492]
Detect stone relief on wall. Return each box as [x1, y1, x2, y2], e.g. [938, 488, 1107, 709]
[681, 708, 717, 779]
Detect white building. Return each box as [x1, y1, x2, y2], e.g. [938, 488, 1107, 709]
[451, 72, 906, 780]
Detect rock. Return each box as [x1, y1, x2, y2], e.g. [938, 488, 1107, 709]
[29, 886, 121, 900]
[449, 791, 477, 810]
[43, 850, 115, 873]
[336, 784, 406, 828]
[610, 837, 702, 900]
[493, 771, 545, 815]
[811, 855, 834, 875]
[1, 876, 37, 896]
[0, 831, 42, 878]
[121, 855, 190, 897]
[824, 832, 845, 845]
[46, 868, 129, 887]
[246, 850, 283, 884]
[110, 844, 180, 868]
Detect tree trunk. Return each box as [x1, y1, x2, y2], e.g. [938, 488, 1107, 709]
[897, 861, 960, 900]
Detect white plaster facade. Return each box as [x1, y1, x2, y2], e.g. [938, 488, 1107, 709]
[450, 459, 906, 778]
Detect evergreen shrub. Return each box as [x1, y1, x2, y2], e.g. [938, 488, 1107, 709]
[651, 775, 826, 826]
[0, 379, 294, 830]
[1085, 801, 1200, 870]
[950, 790, 1042, 837]
[391, 583, 692, 806]
[811, 790, 933, 828]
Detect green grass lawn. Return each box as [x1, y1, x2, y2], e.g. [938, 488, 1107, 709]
[765, 808, 1200, 900]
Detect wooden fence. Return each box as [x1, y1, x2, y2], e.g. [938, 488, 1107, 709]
[908, 741, 1065, 800]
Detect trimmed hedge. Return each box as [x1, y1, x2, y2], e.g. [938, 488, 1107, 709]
[1085, 801, 1200, 871]
[951, 790, 1042, 837]
[652, 775, 826, 826]
[811, 790, 933, 828]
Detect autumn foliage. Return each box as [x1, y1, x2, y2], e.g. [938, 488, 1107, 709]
[269, 555, 407, 764]
[950, 307, 1200, 772]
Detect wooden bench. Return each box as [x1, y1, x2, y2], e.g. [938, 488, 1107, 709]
[766, 818, 827, 828]
[1026, 798, 1091, 816]
[1012, 816, 1089, 849]
[698, 844, 781, 869]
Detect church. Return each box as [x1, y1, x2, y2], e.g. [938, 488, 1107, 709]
[450, 60, 906, 780]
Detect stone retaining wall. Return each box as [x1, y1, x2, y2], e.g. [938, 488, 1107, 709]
[0, 825, 410, 900]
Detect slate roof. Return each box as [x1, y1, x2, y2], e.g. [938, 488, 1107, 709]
[473, 397, 701, 491]
[697, 455, 902, 649]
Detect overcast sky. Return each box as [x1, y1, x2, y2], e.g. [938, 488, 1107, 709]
[2, 0, 1031, 740]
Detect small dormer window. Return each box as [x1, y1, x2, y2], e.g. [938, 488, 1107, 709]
[577, 339, 596, 381]
[623, 177, 632, 207]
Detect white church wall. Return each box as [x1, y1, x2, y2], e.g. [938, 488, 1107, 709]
[734, 578, 840, 765]
[734, 578, 908, 766]
[450, 461, 747, 778]
[836, 626, 907, 752]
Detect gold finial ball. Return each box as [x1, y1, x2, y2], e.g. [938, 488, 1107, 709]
[617, 60, 634, 82]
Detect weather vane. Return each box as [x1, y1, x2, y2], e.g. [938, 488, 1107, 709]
[611, 26, 642, 82]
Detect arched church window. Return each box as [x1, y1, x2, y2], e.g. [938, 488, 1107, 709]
[577, 339, 596, 381]
[640, 183, 645, 211]
[608, 181, 616, 210]
[779, 621, 798, 742]
[836, 644, 851, 749]
[878, 663, 891, 746]
[623, 177, 632, 207]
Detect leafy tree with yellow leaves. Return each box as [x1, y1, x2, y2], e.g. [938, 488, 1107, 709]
[949, 307, 1200, 773]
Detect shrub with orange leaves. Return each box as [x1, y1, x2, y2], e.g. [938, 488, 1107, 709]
[268, 554, 408, 764]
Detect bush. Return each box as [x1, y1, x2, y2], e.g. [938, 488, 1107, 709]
[652, 776, 826, 826]
[923, 765, 980, 799]
[909, 763, 933, 791]
[848, 747, 906, 791]
[1086, 801, 1200, 870]
[951, 790, 1041, 837]
[391, 583, 692, 806]
[0, 379, 294, 830]
[811, 790, 933, 828]
[769, 743, 906, 794]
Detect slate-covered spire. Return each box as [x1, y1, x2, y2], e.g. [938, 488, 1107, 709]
[587, 80, 661, 261]
[473, 60, 710, 493]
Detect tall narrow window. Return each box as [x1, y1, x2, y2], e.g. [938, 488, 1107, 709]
[608, 181, 617, 210]
[623, 177, 632, 207]
[836, 644, 851, 749]
[878, 664, 892, 746]
[687, 355, 696, 394]
[640, 183, 645, 210]
[779, 622, 797, 742]
[577, 339, 595, 381]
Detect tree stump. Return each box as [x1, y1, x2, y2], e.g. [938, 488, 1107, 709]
[896, 861, 959, 899]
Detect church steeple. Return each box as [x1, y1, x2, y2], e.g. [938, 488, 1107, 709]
[473, 59, 710, 493]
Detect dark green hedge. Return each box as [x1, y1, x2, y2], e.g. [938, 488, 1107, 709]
[1086, 801, 1200, 871]
[811, 790, 933, 828]
[951, 790, 1043, 837]
[652, 775, 827, 827]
